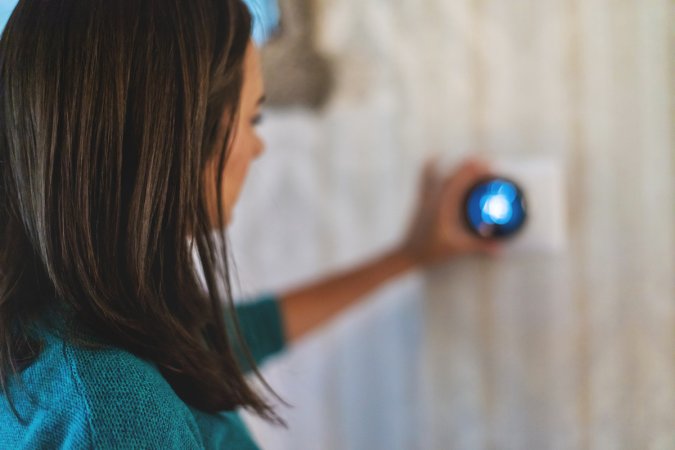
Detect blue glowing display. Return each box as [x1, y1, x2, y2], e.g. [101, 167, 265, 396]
[464, 178, 527, 239]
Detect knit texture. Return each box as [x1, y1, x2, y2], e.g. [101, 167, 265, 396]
[0, 294, 287, 449]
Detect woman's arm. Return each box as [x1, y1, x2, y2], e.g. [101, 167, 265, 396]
[278, 157, 501, 344]
[278, 245, 417, 343]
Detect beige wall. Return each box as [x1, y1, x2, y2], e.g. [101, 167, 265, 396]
[421, 1, 675, 448]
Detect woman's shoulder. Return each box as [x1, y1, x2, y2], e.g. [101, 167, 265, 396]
[62, 332, 206, 448]
[1, 326, 205, 449]
[60, 331, 178, 404]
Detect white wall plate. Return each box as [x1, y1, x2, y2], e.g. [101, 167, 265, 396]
[489, 157, 568, 255]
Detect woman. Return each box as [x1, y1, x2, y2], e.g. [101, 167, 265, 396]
[0, 0, 498, 448]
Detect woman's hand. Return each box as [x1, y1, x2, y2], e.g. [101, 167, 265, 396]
[399, 155, 502, 268]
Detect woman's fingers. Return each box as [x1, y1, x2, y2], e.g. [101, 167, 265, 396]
[438, 157, 492, 227]
[406, 154, 504, 264]
[441, 157, 493, 201]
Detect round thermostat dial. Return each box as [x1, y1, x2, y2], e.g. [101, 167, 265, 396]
[463, 177, 527, 239]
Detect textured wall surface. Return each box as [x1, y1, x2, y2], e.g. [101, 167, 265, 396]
[228, 0, 674, 448]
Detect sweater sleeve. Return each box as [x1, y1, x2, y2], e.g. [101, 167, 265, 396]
[228, 293, 288, 374]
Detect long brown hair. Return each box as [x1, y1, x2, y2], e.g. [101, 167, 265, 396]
[0, 0, 287, 425]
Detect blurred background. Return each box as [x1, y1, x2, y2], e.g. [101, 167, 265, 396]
[3, 0, 673, 448]
[233, 0, 674, 449]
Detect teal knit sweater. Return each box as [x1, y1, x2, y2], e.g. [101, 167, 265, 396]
[0, 294, 287, 449]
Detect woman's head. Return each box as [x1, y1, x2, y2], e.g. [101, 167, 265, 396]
[0, 0, 284, 424]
